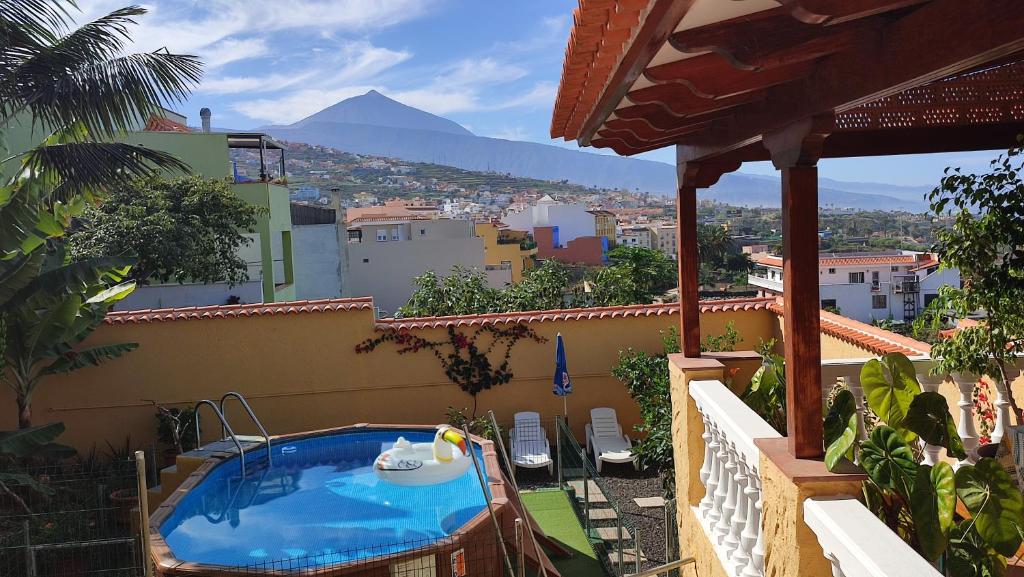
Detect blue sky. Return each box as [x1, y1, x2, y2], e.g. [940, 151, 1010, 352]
[79, 0, 1005, 187]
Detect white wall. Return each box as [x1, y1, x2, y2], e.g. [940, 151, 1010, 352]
[293, 223, 342, 300]
[503, 202, 596, 246]
[115, 280, 264, 310]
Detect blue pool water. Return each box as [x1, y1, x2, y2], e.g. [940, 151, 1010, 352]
[159, 429, 490, 568]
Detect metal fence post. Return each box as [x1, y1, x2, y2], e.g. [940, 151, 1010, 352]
[617, 517, 625, 576]
[135, 451, 153, 577]
[515, 518, 525, 577]
[23, 520, 36, 577]
[634, 526, 641, 575]
[555, 416, 563, 490]
[582, 458, 590, 534]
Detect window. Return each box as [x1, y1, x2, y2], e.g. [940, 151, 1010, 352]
[376, 230, 387, 242]
[827, 268, 836, 274]
[821, 299, 837, 310]
[391, 228, 400, 241]
[420, 228, 426, 235]
[891, 266, 900, 272]
[362, 258, 369, 263]
[872, 294, 887, 309]
[849, 272, 865, 283]
[924, 293, 939, 307]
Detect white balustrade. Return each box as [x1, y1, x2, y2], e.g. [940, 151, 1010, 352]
[805, 496, 941, 577]
[992, 378, 1012, 445]
[690, 379, 782, 577]
[952, 373, 980, 466]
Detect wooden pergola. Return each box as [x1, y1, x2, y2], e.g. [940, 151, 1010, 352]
[552, 0, 1024, 458]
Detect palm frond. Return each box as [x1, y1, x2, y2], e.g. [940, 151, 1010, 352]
[41, 342, 138, 376]
[2, 256, 134, 312]
[19, 50, 201, 139]
[0, 0, 73, 41]
[18, 141, 191, 202]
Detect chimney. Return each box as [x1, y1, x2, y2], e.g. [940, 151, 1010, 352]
[199, 108, 212, 133]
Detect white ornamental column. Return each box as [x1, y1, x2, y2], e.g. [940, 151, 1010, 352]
[917, 371, 945, 466]
[699, 412, 717, 518]
[953, 373, 979, 467]
[992, 377, 1012, 445]
[704, 423, 724, 530]
[729, 454, 753, 577]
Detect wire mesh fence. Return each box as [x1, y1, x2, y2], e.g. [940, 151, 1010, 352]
[231, 528, 517, 577]
[0, 457, 145, 577]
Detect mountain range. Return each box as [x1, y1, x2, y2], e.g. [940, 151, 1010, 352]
[261, 90, 931, 212]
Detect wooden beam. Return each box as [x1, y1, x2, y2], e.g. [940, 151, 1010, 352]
[780, 164, 824, 458]
[644, 56, 815, 100]
[578, 0, 696, 146]
[679, 0, 1024, 162]
[782, 0, 930, 25]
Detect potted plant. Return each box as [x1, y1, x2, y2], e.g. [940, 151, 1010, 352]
[153, 403, 197, 467]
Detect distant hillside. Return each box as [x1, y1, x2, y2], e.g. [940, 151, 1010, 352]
[262, 90, 930, 212]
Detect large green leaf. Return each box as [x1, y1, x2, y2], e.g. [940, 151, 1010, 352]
[955, 458, 1024, 557]
[904, 391, 967, 460]
[909, 462, 956, 560]
[859, 425, 918, 498]
[860, 353, 922, 440]
[824, 389, 858, 471]
[0, 422, 65, 457]
[947, 519, 1008, 577]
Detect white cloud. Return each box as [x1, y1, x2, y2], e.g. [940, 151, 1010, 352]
[231, 86, 379, 124]
[202, 38, 270, 69]
[488, 126, 530, 141]
[492, 82, 556, 110]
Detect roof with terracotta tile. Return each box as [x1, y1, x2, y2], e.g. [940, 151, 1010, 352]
[752, 254, 926, 268]
[910, 258, 940, 272]
[769, 301, 931, 356]
[551, 0, 652, 141]
[378, 297, 776, 330]
[144, 114, 190, 133]
[104, 298, 374, 324]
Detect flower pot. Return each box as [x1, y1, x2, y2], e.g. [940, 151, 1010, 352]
[109, 488, 138, 526]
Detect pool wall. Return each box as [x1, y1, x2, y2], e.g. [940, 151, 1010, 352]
[148, 423, 514, 577]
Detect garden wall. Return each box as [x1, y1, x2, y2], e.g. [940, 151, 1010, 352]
[0, 298, 781, 453]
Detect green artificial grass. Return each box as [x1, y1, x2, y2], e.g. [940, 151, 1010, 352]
[520, 490, 607, 577]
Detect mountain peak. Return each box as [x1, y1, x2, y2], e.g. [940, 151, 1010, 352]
[290, 91, 473, 136]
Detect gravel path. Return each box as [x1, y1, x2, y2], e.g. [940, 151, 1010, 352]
[596, 465, 670, 571]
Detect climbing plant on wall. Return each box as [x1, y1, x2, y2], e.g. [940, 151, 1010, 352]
[355, 324, 547, 418]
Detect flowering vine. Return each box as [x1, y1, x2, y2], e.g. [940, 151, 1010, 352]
[355, 324, 547, 417]
[973, 379, 996, 445]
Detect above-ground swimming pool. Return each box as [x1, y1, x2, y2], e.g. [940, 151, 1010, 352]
[151, 427, 502, 574]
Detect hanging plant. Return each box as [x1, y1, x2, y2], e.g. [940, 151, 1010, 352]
[355, 324, 547, 417]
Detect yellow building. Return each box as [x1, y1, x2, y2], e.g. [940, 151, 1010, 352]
[475, 221, 537, 283]
[588, 209, 616, 244]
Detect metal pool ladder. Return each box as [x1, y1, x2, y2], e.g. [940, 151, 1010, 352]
[193, 392, 273, 477]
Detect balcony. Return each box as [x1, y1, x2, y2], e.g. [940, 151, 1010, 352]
[893, 275, 921, 294]
[747, 274, 783, 293]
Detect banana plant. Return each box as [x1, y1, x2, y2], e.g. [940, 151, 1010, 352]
[1, 249, 138, 429]
[0, 421, 72, 514]
[824, 352, 1024, 573]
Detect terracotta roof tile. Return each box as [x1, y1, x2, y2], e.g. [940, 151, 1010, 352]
[768, 300, 931, 356]
[377, 297, 776, 331]
[104, 298, 374, 324]
[752, 254, 926, 268]
[144, 114, 190, 133]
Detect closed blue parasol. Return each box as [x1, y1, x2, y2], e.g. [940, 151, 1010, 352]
[553, 333, 572, 416]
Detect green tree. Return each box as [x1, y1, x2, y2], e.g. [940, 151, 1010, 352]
[923, 141, 1024, 421]
[397, 266, 500, 318]
[500, 260, 571, 311]
[0, 2, 201, 306]
[68, 176, 262, 285]
[590, 246, 676, 306]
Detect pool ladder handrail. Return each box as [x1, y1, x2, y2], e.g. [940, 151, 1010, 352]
[194, 400, 247, 477]
[219, 392, 273, 467]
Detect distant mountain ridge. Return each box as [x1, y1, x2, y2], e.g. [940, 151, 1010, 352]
[261, 90, 930, 212]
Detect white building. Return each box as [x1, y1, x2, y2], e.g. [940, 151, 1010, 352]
[343, 217, 506, 316]
[502, 195, 597, 246]
[616, 225, 656, 249]
[748, 251, 960, 323]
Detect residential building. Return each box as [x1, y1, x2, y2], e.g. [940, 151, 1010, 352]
[116, 112, 296, 307]
[616, 225, 656, 249]
[587, 209, 616, 243]
[503, 194, 598, 244]
[291, 202, 343, 300]
[656, 223, 677, 259]
[534, 226, 608, 266]
[748, 251, 960, 322]
[474, 222, 537, 283]
[344, 217, 500, 315]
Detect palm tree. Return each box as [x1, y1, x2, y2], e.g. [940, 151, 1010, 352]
[1, 1, 202, 427]
[0, 1, 202, 306]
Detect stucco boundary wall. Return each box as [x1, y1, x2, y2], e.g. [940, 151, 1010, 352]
[0, 296, 923, 453]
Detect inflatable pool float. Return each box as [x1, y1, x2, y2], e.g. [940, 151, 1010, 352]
[374, 427, 472, 486]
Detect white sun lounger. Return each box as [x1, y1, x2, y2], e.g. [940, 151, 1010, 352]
[586, 407, 637, 473]
[510, 412, 553, 475]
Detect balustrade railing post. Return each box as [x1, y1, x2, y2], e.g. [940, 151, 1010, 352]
[954, 374, 980, 466]
[993, 379, 1012, 445]
[918, 372, 945, 466]
[712, 428, 732, 543]
[729, 454, 752, 576]
[721, 441, 740, 552]
[699, 413, 717, 520]
[705, 423, 724, 532]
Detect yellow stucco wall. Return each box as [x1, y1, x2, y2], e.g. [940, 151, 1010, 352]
[0, 305, 778, 453]
[475, 223, 535, 283]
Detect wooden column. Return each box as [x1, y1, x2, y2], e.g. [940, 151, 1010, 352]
[676, 151, 742, 358]
[764, 118, 831, 459]
[677, 184, 700, 358]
